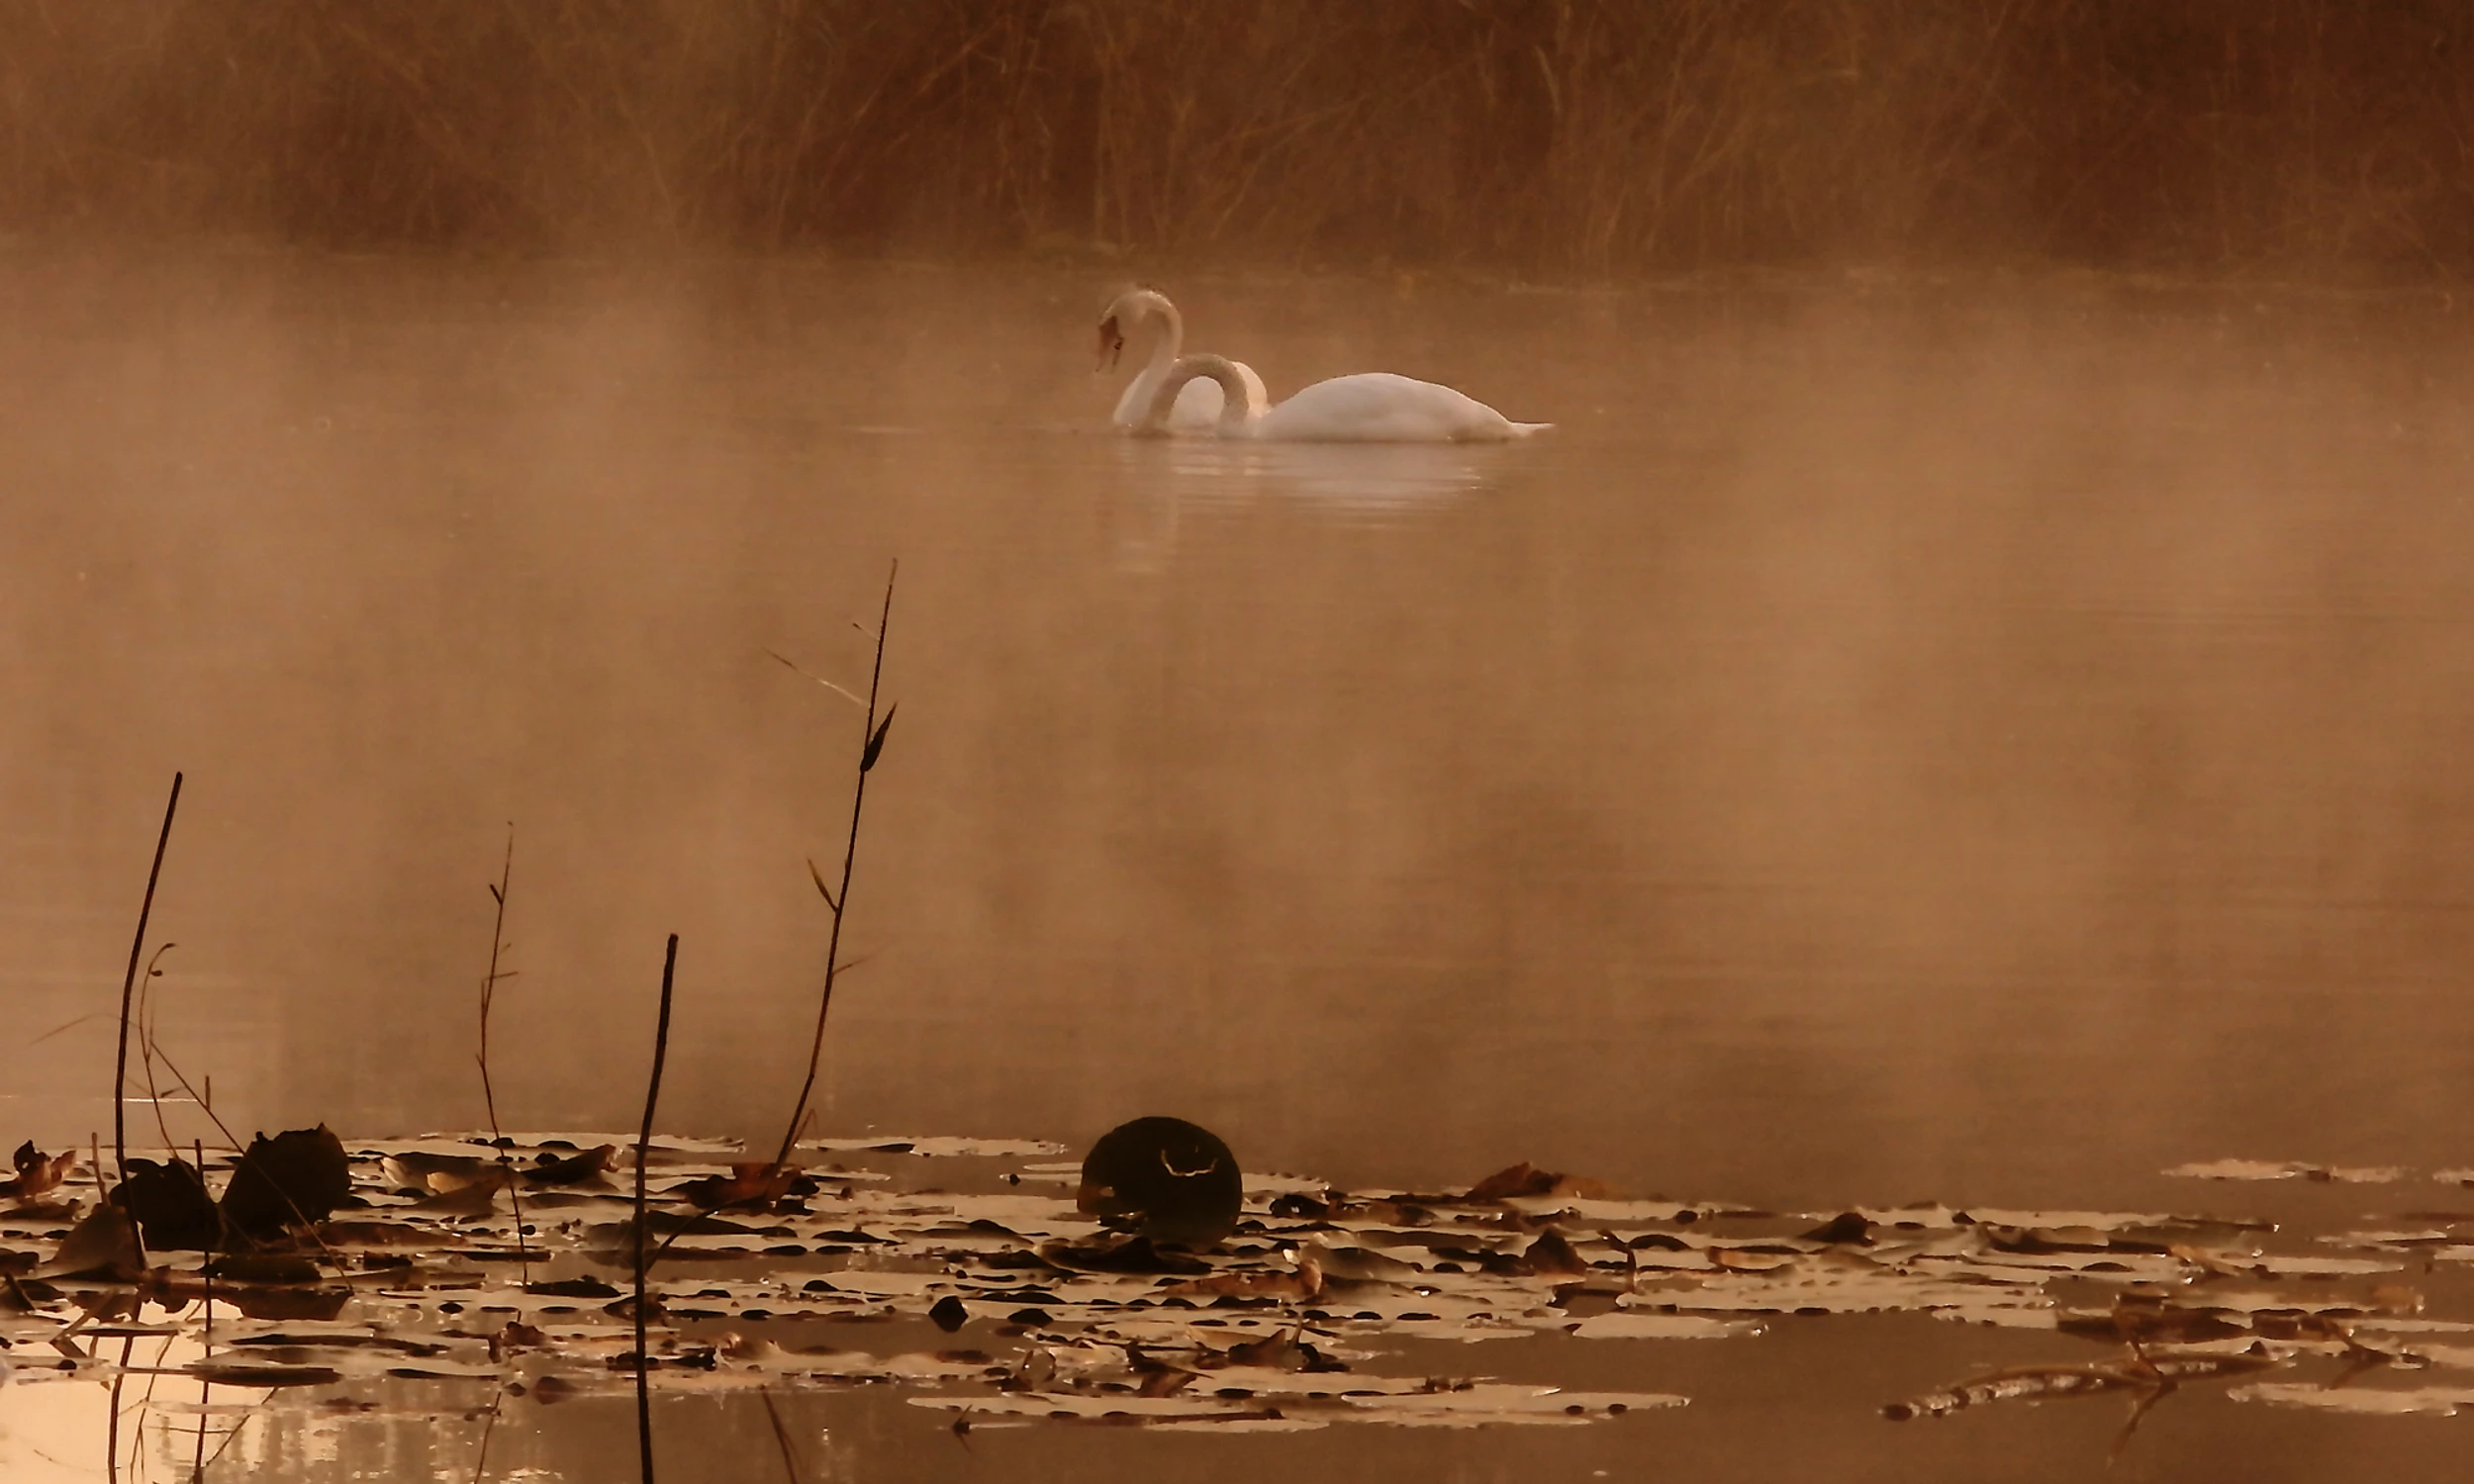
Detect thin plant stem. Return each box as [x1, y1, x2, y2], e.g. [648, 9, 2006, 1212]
[138, 944, 179, 1155]
[195, 1139, 211, 1351]
[114, 772, 182, 1184]
[773, 560, 897, 1170]
[195, 1162, 215, 1476]
[636, 933, 679, 1484]
[474, 826, 531, 1278]
[108, 1334, 133, 1484]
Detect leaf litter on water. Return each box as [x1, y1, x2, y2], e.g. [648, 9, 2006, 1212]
[5, 1135, 2473, 1447]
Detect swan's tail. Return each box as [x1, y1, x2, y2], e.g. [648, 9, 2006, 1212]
[1454, 419, 1553, 443]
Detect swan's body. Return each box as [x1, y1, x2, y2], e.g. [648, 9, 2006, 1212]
[1139, 353, 1550, 443]
[1097, 289, 1224, 432]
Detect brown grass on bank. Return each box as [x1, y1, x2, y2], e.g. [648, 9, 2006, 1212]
[1, 1, 2469, 275]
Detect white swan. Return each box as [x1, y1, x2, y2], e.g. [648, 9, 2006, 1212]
[1096, 289, 1224, 432]
[1137, 353, 1550, 443]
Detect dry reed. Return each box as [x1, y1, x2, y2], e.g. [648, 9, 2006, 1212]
[0, 1, 2468, 275]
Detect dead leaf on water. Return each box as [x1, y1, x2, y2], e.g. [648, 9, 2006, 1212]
[223, 1127, 352, 1237]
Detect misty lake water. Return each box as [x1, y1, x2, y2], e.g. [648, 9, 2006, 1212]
[4, 253, 2474, 1479]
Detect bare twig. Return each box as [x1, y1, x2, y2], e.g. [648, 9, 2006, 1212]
[636, 933, 680, 1484]
[773, 560, 899, 1171]
[764, 648, 868, 712]
[114, 772, 182, 1184]
[30, 1011, 108, 1048]
[474, 826, 532, 1279]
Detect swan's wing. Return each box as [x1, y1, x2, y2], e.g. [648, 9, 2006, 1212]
[1260, 373, 1527, 443]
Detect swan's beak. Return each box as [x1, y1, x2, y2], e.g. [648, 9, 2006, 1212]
[1095, 317, 1123, 371]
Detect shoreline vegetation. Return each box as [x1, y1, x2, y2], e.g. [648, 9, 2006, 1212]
[2, 3, 2470, 280]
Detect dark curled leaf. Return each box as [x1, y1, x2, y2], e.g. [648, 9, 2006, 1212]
[0, 1142, 75, 1201]
[1463, 1161, 1563, 1202]
[929, 1295, 970, 1333]
[1800, 1212, 1874, 1246]
[861, 703, 898, 773]
[674, 1162, 805, 1211]
[1525, 1228, 1590, 1275]
[117, 1158, 222, 1252]
[523, 1144, 618, 1186]
[221, 1126, 351, 1239]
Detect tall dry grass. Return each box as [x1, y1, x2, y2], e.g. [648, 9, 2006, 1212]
[1, 0, 2469, 274]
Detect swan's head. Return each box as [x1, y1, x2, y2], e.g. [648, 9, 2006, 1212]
[1096, 288, 1176, 372]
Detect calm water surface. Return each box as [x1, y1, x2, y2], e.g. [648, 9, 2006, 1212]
[3, 254, 2473, 1479]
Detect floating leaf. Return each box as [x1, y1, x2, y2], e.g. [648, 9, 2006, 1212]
[1567, 1313, 1759, 1341]
[206, 1252, 323, 1283]
[38, 1201, 143, 1280]
[185, 1360, 345, 1388]
[676, 1162, 806, 1211]
[2233, 1382, 2474, 1416]
[0, 1142, 75, 1201]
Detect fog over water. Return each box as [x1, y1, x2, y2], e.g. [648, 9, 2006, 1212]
[5, 254, 2473, 1225]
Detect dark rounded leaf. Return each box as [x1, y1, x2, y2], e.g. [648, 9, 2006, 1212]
[1076, 1116, 1241, 1249]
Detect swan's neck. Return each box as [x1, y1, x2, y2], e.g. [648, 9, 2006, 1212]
[1110, 296, 1185, 426]
[1142, 353, 1268, 435]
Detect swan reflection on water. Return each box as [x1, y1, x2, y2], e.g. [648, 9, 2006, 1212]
[1128, 434, 1495, 515]
[1107, 434, 1513, 571]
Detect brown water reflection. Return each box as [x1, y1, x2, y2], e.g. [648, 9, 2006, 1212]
[3, 255, 2474, 1477]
